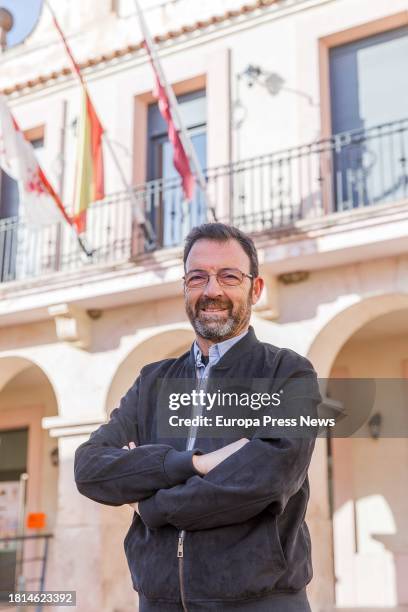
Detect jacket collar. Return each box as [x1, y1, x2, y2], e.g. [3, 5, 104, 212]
[188, 325, 259, 372]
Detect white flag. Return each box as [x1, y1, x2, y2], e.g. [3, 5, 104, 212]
[0, 95, 71, 227]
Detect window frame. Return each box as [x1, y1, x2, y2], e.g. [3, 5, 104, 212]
[318, 12, 408, 140]
[146, 88, 207, 182]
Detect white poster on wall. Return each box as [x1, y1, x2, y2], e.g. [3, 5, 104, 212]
[0, 481, 20, 551]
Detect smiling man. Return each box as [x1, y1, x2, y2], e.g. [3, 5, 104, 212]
[183, 233, 257, 343]
[75, 223, 321, 611]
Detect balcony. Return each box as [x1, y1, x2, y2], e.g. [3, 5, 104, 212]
[0, 117, 407, 286]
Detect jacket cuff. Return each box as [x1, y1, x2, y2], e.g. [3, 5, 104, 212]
[163, 449, 202, 485]
[139, 495, 168, 529]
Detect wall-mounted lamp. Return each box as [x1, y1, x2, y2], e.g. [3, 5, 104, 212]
[233, 63, 319, 137]
[368, 412, 382, 440]
[87, 309, 103, 320]
[278, 271, 309, 285]
[237, 63, 318, 106]
[50, 446, 59, 467]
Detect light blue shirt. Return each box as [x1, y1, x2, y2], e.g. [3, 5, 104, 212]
[193, 329, 249, 381]
[186, 330, 249, 450]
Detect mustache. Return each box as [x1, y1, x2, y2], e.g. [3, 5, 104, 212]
[195, 297, 233, 313]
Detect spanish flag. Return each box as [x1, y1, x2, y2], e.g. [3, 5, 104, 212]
[48, 7, 105, 234]
[73, 88, 105, 234]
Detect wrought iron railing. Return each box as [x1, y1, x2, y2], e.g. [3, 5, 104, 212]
[0, 117, 407, 283]
[0, 534, 53, 610]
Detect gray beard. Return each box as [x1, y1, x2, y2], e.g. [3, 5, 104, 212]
[185, 294, 252, 342]
[193, 314, 238, 341]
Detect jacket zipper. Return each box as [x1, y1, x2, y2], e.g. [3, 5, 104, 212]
[178, 529, 188, 611]
[177, 357, 209, 611]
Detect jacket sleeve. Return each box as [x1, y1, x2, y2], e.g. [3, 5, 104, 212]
[138, 368, 321, 530]
[74, 374, 201, 506]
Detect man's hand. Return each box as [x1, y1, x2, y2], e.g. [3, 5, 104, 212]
[122, 438, 250, 506]
[122, 442, 139, 513]
[193, 438, 250, 476]
[122, 442, 137, 451]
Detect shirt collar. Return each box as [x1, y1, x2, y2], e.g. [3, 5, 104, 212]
[193, 329, 249, 366]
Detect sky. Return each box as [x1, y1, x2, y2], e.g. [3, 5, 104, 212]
[0, 0, 43, 47]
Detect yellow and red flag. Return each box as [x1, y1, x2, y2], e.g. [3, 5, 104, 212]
[49, 5, 104, 233]
[73, 89, 105, 233]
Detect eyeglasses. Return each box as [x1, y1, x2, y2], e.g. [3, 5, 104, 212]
[183, 268, 254, 289]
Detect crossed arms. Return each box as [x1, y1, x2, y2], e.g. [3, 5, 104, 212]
[122, 437, 250, 515]
[74, 370, 320, 531]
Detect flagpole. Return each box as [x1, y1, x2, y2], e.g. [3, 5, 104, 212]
[103, 133, 148, 228]
[42, 169, 94, 259]
[133, 0, 218, 223]
[44, 0, 155, 246]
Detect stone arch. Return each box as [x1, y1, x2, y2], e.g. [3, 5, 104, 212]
[0, 354, 59, 589]
[0, 355, 55, 395]
[0, 354, 59, 501]
[105, 326, 194, 415]
[307, 293, 408, 377]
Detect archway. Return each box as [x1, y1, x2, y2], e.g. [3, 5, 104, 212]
[307, 295, 408, 608]
[307, 293, 408, 377]
[106, 327, 194, 415]
[0, 356, 59, 594]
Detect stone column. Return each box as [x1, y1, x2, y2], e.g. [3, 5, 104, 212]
[43, 420, 138, 612]
[307, 438, 335, 611]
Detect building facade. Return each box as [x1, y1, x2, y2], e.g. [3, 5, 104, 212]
[0, 0, 407, 610]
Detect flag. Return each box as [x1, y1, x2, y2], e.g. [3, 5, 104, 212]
[0, 95, 72, 227]
[47, 4, 105, 233]
[72, 88, 105, 233]
[143, 42, 195, 201]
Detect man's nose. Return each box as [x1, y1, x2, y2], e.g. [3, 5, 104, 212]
[203, 274, 223, 297]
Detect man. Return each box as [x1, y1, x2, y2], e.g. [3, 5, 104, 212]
[75, 223, 320, 611]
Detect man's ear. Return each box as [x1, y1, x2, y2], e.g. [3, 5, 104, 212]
[251, 277, 264, 305]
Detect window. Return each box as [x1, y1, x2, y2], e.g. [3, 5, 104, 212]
[330, 26, 408, 132]
[24, 125, 45, 155]
[0, 172, 19, 220]
[0, 170, 19, 282]
[329, 26, 408, 209]
[147, 89, 207, 247]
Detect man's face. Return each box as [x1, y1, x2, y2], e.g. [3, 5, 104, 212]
[184, 239, 263, 342]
